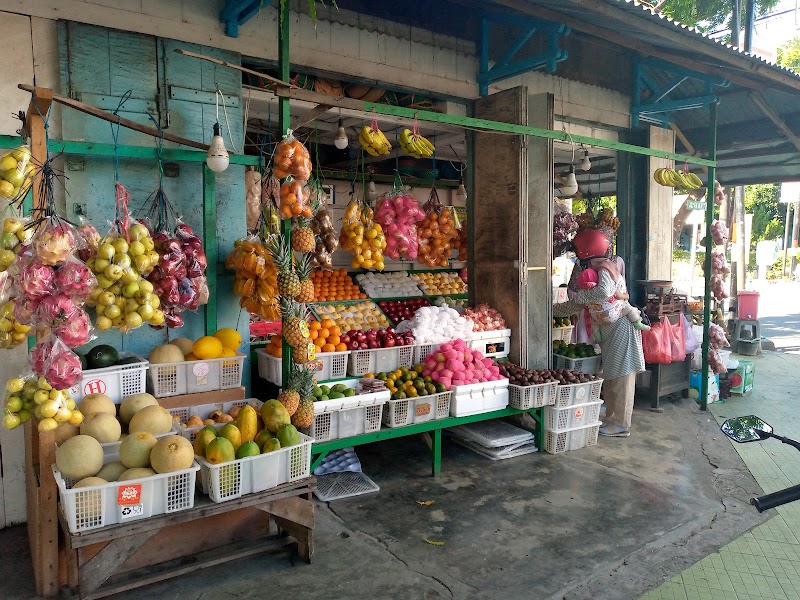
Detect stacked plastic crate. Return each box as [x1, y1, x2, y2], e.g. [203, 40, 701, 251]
[543, 379, 604, 454]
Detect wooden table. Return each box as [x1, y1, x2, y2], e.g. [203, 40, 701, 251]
[60, 478, 315, 600]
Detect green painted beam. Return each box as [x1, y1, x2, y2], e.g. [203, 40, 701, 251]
[363, 102, 716, 167]
[203, 166, 218, 335]
[700, 102, 718, 412]
[278, 0, 292, 389]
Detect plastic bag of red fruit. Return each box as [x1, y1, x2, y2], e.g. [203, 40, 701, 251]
[377, 299, 430, 325]
[342, 328, 415, 350]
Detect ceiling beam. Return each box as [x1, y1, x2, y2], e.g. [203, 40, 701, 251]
[749, 91, 800, 153]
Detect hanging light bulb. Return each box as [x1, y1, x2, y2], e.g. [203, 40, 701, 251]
[559, 166, 578, 197]
[366, 179, 378, 202]
[206, 123, 229, 173]
[334, 119, 349, 150]
[456, 180, 468, 204]
[580, 148, 591, 172]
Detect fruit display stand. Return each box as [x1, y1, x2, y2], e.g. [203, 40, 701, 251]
[306, 379, 389, 442]
[255, 348, 349, 386]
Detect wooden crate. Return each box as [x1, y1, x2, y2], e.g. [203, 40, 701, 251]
[156, 386, 246, 410]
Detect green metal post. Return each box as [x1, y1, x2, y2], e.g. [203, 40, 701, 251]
[278, 0, 292, 388]
[202, 165, 218, 335]
[431, 428, 442, 476]
[700, 101, 718, 411]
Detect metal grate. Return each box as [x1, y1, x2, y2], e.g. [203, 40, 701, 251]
[314, 471, 380, 502]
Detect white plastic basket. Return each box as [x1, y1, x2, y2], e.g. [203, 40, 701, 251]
[69, 354, 148, 403]
[468, 329, 511, 358]
[543, 400, 603, 432]
[553, 353, 602, 375]
[552, 326, 574, 343]
[196, 433, 313, 503]
[450, 379, 509, 417]
[543, 423, 600, 454]
[169, 399, 261, 443]
[53, 456, 199, 533]
[554, 379, 603, 408]
[306, 380, 389, 442]
[147, 354, 245, 398]
[382, 392, 452, 428]
[256, 349, 349, 386]
[507, 382, 558, 410]
[347, 345, 415, 376]
[412, 343, 441, 364]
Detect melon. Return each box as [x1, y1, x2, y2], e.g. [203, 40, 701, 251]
[148, 343, 185, 364]
[171, 337, 194, 356]
[54, 423, 80, 446]
[118, 467, 156, 481]
[78, 393, 116, 418]
[73, 477, 107, 488]
[119, 431, 157, 468]
[149, 435, 194, 473]
[80, 413, 122, 443]
[56, 435, 104, 480]
[129, 405, 173, 435]
[96, 461, 127, 482]
[119, 392, 158, 424]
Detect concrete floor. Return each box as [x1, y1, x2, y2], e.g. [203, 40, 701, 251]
[0, 389, 769, 600]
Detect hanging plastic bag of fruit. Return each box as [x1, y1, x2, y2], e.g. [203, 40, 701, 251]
[0, 145, 37, 201]
[2, 370, 82, 432]
[76, 215, 101, 262]
[245, 167, 262, 233]
[417, 185, 456, 268]
[31, 334, 83, 389]
[0, 202, 34, 273]
[274, 129, 313, 181]
[452, 217, 468, 261]
[340, 193, 386, 271]
[279, 177, 312, 219]
[307, 179, 337, 269]
[226, 233, 280, 321]
[376, 189, 425, 261]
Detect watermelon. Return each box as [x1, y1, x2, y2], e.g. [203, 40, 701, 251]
[86, 345, 120, 369]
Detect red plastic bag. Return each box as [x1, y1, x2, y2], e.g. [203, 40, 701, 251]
[669, 317, 686, 362]
[642, 320, 672, 364]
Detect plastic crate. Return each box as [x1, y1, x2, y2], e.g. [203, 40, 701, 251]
[256, 349, 349, 386]
[383, 392, 452, 428]
[543, 400, 603, 432]
[507, 382, 558, 409]
[450, 379, 509, 417]
[543, 423, 600, 454]
[147, 354, 245, 398]
[196, 433, 313, 503]
[307, 380, 389, 442]
[554, 379, 603, 408]
[68, 354, 148, 403]
[169, 399, 261, 443]
[553, 353, 602, 375]
[413, 343, 441, 364]
[553, 287, 569, 304]
[468, 329, 511, 358]
[552, 326, 574, 343]
[347, 345, 414, 376]
[53, 456, 199, 533]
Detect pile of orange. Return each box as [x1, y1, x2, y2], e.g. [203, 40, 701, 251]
[417, 208, 457, 268]
[265, 334, 283, 358]
[312, 269, 366, 302]
[310, 319, 348, 353]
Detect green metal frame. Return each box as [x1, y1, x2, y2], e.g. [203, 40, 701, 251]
[311, 406, 545, 476]
[278, 0, 292, 387]
[699, 102, 718, 411]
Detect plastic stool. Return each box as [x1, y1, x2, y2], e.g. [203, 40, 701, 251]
[733, 319, 760, 342]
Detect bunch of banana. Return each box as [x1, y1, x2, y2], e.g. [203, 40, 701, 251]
[399, 128, 435, 159]
[653, 168, 703, 190]
[359, 125, 391, 156]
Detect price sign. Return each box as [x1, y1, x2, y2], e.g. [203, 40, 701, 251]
[687, 199, 707, 211]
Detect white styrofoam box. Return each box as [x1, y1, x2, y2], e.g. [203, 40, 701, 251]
[54, 456, 199, 533]
[552, 326, 574, 343]
[383, 391, 452, 428]
[543, 400, 603, 432]
[196, 433, 313, 503]
[306, 378, 389, 442]
[554, 379, 603, 408]
[543, 423, 601, 454]
[507, 382, 558, 410]
[256, 349, 349, 386]
[147, 354, 245, 398]
[553, 353, 602, 375]
[347, 345, 414, 376]
[450, 379, 509, 417]
[169, 398, 261, 443]
[468, 329, 511, 358]
[553, 287, 569, 304]
[69, 354, 148, 403]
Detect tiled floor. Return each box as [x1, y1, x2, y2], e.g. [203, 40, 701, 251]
[642, 352, 800, 600]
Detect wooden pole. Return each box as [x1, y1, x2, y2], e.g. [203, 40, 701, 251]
[26, 87, 53, 211]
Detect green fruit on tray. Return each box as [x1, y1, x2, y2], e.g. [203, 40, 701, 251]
[554, 342, 597, 359]
[85, 344, 120, 369]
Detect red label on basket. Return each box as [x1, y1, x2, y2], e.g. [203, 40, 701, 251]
[117, 484, 142, 505]
[308, 360, 323, 373]
[416, 402, 431, 417]
[192, 362, 210, 377]
[83, 379, 107, 396]
[574, 407, 585, 420]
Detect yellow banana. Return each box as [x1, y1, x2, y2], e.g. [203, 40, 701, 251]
[687, 172, 703, 189]
[653, 168, 666, 186]
[416, 135, 435, 156]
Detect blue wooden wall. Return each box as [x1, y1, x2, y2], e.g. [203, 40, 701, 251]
[57, 22, 250, 390]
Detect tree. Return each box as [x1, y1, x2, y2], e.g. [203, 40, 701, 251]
[655, 0, 780, 32]
[777, 37, 800, 70]
[745, 184, 784, 248]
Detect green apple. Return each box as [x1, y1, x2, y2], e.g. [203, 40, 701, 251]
[95, 275, 113, 289]
[16, 226, 33, 243]
[112, 315, 127, 329]
[138, 280, 154, 294]
[2, 413, 20, 429]
[11, 332, 27, 344]
[104, 264, 123, 281]
[146, 251, 159, 264]
[104, 304, 121, 319]
[113, 253, 131, 268]
[124, 298, 139, 314]
[142, 237, 155, 251]
[17, 408, 31, 424]
[22, 382, 38, 398]
[137, 304, 154, 321]
[94, 257, 110, 272]
[98, 291, 116, 306]
[109, 284, 122, 295]
[0, 249, 15, 266]
[120, 268, 138, 284]
[124, 312, 143, 329]
[122, 282, 139, 298]
[0, 317, 14, 333]
[54, 406, 72, 423]
[0, 180, 13, 198]
[111, 238, 129, 255]
[149, 309, 165, 326]
[1, 232, 19, 249]
[33, 390, 50, 405]
[128, 241, 145, 257]
[11, 147, 30, 162]
[133, 255, 150, 273]
[136, 292, 152, 304]
[5, 395, 22, 412]
[149, 294, 160, 309]
[128, 224, 149, 242]
[0, 303, 13, 319]
[96, 315, 112, 330]
[2, 169, 24, 188]
[97, 242, 115, 260]
[3, 218, 22, 234]
[40, 401, 60, 420]
[0, 155, 17, 172]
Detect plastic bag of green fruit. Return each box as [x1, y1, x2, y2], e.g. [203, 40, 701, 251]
[0, 206, 34, 273]
[3, 372, 82, 431]
[0, 146, 37, 201]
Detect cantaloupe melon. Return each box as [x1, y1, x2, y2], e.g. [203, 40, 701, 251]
[119, 431, 157, 468]
[170, 337, 194, 356]
[119, 392, 158, 424]
[148, 344, 185, 364]
[150, 435, 194, 473]
[78, 393, 116, 418]
[73, 477, 108, 488]
[96, 461, 127, 482]
[54, 423, 80, 446]
[129, 405, 173, 435]
[56, 435, 104, 480]
[118, 467, 156, 481]
[80, 413, 122, 443]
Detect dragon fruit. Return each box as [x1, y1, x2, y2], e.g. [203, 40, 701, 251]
[42, 344, 83, 388]
[54, 308, 91, 348]
[55, 258, 97, 300]
[37, 294, 79, 327]
[30, 337, 54, 373]
[18, 261, 56, 299]
[33, 220, 76, 266]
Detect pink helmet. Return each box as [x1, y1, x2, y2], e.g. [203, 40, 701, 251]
[573, 229, 610, 259]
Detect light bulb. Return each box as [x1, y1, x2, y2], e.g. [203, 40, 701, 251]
[206, 123, 229, 173]
[580, 149, 591, 172]
[366, 180, 378, 202]
[559, 166, 578, 197]
[456, 182, 468, 204]
[334, 120, 349, 150]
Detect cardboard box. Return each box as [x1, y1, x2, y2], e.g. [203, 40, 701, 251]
[730, 360, 755, 395]
[156, 386, 246, 410]
[689, 370, 720, 404]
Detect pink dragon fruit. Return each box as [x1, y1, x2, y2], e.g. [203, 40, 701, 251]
[30, 337, 54, 374]
[18, 261, 56, 299]
[14, 297, 40, 325]
[42, 344, 83, 388]
[54, 308, 91, 348]
[37, 294, 79, 327]
[55, 258, 97, 300]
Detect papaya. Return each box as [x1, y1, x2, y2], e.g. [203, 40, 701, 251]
[235, 441, 261, 459]
[262, 438, 281, 453]
[204, 437, 235, 464]
[218, 423, 242, 452]
[261, 399, 290, 433]
[276, 424, 300, 448]
[236, 405, 258, 443]
[194, 428, 218, 456]
[254, 429, 273, 449]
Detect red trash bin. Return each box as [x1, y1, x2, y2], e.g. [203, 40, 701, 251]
[737, 291, 760, 320]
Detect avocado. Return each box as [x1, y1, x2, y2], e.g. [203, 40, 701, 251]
[331, 384, 348, 394]
[328, 392, 344, 400]
[86, 344, 120, 369]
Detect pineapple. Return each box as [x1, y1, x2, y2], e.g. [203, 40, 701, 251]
[269, 235, 300, 298]
[292, 370, 315, 429]
[292, 341, 315, 365]
[295, 253, 315, 303]
[292, 215, 316, 253]
[278, 365, 302, 416]
[280, 297, 309, 348]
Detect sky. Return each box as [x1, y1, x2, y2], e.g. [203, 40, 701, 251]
[730, 0, 800, 60]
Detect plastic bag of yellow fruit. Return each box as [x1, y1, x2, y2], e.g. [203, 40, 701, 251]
[339, 199, 386, 270]
[0, 208, 34, 273]
[0, 300, 31, 349]
[0, 146, 37, 201]
[226, 234, 280, 321]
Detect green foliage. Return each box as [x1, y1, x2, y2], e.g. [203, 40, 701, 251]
[658, 0, 780, 31]
[745, 184, 784, 249]
[777, 37, 800, 70]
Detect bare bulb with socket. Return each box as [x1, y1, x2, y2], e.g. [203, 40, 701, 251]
[580, 149, 591, 172]
[559, 166, 578, 197]
[456, 182, 468, 204]
[206, 123, 230, 173]
[334, 120, 349, 150]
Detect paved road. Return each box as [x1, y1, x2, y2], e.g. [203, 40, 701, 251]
[749, 280, 800, 353]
